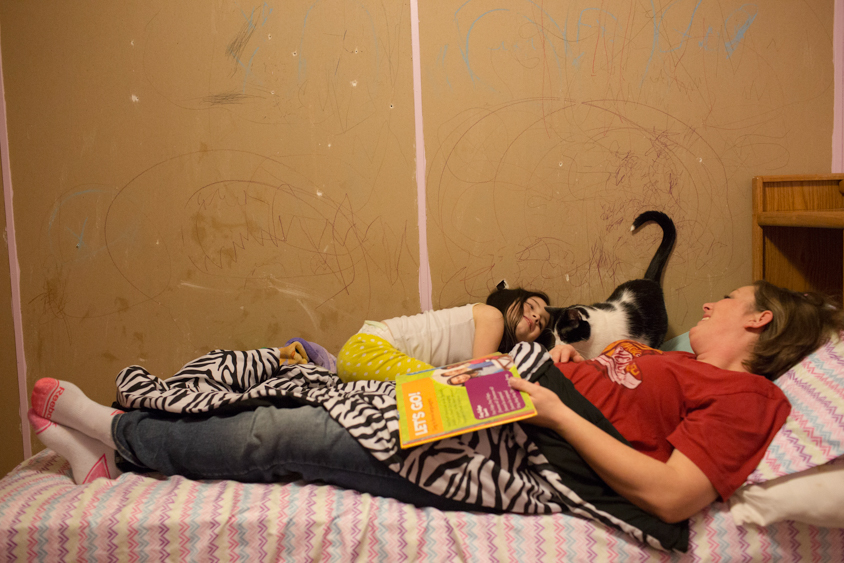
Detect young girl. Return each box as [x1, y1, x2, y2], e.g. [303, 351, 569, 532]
[336, 287, 553, 382]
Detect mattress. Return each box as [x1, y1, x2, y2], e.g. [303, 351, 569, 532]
[2, 450, 842, 562]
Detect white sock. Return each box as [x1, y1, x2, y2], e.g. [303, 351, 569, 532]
[28, 409, 121, 484]
[31, 378, 121, 449]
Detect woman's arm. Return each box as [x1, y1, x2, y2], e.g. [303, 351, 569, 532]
[471, 304, 506, 357]
[509, 378, 718, 523]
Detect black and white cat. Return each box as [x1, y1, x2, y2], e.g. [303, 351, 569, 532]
[546, 211, 676, 359]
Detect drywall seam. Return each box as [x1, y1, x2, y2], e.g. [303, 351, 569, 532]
[0, 30, 31, 458]
[835, 0, 844, 172]
[410, 0, 432, 311]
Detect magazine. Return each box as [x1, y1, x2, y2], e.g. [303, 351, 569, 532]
[396, 353, 537, 448]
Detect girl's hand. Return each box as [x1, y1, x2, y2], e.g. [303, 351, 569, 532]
[549, 344, 584, 364]
[509, 378, 568, 429]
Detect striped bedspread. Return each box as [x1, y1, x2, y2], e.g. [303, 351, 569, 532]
[2, 450, 843, 562]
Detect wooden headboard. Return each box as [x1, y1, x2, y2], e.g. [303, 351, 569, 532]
[752, 174, 844, 303]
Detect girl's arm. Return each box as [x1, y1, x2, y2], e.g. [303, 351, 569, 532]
[471, 304, 506, 357]
[509, 378, 718, 523]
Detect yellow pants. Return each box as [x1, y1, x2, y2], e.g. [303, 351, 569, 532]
[337, 333, 433, 382]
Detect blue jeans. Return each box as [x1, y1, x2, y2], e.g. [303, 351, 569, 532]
[112, 403, 487, 512]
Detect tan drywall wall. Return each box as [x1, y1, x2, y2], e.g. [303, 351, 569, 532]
[0, 1, 834, 457]
[0, 1, 417, 454]
[420, 1, 834, 334]
[0, 157, 23, 476]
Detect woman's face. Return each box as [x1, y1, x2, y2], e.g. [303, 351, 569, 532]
[510, 296, 550, 343]
[689, 285, 758, 350]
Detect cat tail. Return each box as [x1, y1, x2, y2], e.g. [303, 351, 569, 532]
[632, 211, 676, 284]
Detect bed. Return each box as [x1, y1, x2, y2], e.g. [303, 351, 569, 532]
[2, 331, 844, 562]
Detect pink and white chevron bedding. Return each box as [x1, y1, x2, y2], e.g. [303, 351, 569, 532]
[2, 450, 843, 562]
[747, 334, 844, 483]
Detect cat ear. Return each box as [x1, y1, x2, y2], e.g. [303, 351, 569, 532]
[496, 279, 509, 290]
[566, 308, 583, 322]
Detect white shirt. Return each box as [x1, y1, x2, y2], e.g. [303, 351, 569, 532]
[356, 304, 477, 367]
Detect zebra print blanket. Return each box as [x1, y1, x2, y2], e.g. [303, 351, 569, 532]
[114, 341, 687, 552]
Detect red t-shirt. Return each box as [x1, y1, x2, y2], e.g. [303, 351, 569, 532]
[557, 340, 791, 500]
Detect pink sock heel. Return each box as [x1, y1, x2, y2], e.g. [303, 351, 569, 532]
[31, 378, 64, 419]
[27, 408, 55, 434]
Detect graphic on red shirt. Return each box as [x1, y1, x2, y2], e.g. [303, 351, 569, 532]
[592, 341, 663, 389]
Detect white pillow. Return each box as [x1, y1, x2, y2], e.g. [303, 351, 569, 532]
[729, 458, 844, 527]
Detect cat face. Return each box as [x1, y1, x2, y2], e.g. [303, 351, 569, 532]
[546, 306, 592, 346]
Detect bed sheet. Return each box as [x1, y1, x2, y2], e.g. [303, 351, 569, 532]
[2, 450, 843, 562]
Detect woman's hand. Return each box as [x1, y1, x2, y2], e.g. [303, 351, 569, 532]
[549, 344, 585, 363]
[509, 378, 569, 429]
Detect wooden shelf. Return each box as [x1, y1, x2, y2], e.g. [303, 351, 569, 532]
[753, 174, 844, 302]
[757, 211, 844, 228]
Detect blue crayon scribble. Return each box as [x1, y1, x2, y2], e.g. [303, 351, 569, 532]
[453, 0, 565, 86]
[521, 14, 563, 81]
[261, 2, 272, 25]
[523, 0, 566, 81]
[231, 4, 275, 92]
[700, 25, 716, 51]
[724, 4, 757, 59]
[240, 3, 272, 23]
[297, 1, 321, 82]
[572, 7, 618, 70]
[661, 0, 702, 53]
[458, 9, 509, 82]
[439, 44, 452, 89]
[239, 47, 260, 92]
[640, 0, 660, 88]
[67, 218, 88, 251]
[47, 189, 115, 261]
[577, 7, 618, 40]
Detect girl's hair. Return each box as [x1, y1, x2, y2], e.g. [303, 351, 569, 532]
[485, 287, 551, 353]
[747, 280, 844, 380]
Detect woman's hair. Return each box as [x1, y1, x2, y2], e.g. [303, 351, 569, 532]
[485, 287, 551, 353]
[747, 280, 844, 380]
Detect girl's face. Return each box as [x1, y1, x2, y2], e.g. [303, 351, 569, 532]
[510, 296, 550, 343]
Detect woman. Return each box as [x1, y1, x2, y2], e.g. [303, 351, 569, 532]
[511, 281, 844, 522]
[336, 286, 552, 382]
[28, 281, 842, 522]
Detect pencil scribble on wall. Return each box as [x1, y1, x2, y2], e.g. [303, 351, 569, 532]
[33, 0, 417, 358]
[421, 0, 830, 332]
[141, 0, 403, 132]
[24, 0, 833, 375]
[38, 152, 415, 321]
